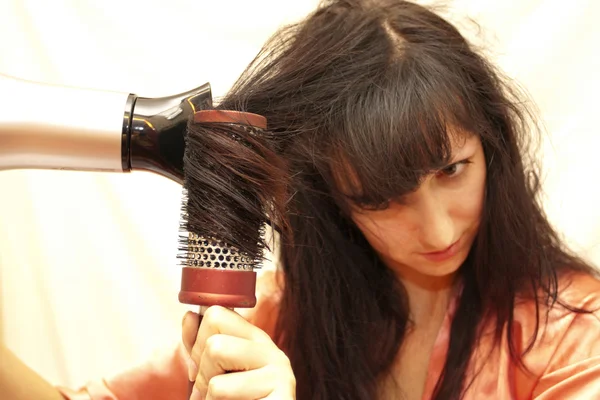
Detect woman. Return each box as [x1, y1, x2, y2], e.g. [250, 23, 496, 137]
[181, 0, 600, 398]
[4, 0, 600, 399]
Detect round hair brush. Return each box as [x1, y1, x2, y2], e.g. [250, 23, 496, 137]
[177, 110, 287, 309]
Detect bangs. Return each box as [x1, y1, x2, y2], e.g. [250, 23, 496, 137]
[328, 62, 478, 209]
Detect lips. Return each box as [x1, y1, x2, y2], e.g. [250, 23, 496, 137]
[420, 238, 461, 262]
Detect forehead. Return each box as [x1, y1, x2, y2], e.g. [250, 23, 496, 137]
[331, 136, 483, 218]
[333, 129, 477, 185]
[450, 132, 479, 155]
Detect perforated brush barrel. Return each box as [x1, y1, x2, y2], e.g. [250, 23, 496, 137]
[186, 233, 254, 271]
[179, 232, 257, 307]
[178, 110, 270, 308]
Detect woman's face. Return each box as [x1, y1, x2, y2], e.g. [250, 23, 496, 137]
[350, 134, 486, 280]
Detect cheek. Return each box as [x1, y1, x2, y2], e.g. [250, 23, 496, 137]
[453, 190, 483, 221]
[451, 169, 486, 225]
[351, 211, 414, 254]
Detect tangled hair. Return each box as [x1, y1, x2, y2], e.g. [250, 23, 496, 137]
[186, 0, 597, 398]
[181, 119, 289, 265]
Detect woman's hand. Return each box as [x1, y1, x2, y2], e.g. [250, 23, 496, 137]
[182, 306, 296, 400]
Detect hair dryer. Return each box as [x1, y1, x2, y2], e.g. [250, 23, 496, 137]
[0, 73, 212, 184]
[0, 74, 282, 317]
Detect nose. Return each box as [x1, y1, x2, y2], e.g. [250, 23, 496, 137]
[415, 194, 455, 252]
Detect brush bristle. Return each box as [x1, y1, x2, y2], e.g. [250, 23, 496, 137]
[177, 117, 287, 270]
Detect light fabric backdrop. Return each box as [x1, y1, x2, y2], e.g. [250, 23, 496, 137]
[0, 0, 598, 389]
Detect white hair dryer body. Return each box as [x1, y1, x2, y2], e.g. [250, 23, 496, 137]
[0, 73, 213, 183]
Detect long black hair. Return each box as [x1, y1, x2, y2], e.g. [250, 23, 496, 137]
[190, 0, 597, 398]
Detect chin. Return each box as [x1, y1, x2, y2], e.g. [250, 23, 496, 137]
[384, 254, 465, 282]
[422, 260, 463, 278]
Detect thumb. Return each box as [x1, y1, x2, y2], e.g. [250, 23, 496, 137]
[182, 311, 201, 355]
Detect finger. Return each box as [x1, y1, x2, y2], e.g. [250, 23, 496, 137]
[201, 366, 295, 400]
[190, 306, 272, 366]
[182, 311, 201, 355]
[199, 334, 283, 385]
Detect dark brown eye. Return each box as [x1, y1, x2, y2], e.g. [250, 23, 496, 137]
[441, 164, 458, 176]
[438, 160, 471, 177]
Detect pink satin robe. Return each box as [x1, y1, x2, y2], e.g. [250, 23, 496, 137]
[57, 271, 600, 399]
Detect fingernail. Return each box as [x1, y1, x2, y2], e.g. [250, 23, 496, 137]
[188, 358, 198, 382]
[190, 386, 202, 400]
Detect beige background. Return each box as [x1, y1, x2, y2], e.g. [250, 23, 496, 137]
[0, 0, 598, 389]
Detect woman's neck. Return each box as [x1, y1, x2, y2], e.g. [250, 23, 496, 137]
[394, 266, 458, 330]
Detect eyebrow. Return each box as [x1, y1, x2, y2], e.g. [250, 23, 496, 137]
[450, 136, 477, 158]
[426, 140, 475, 172]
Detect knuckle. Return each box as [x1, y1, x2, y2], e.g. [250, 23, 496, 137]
[207, 377, 228, 399]
[204, 334, 227, 360]
[265, 364, 296, 393]
[202, 305, 227, 323]
[283, 370, 297, 393]
[287, 374, 297, 393]
[273, 348, 292, 367]
[254, 329, 274, 343]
